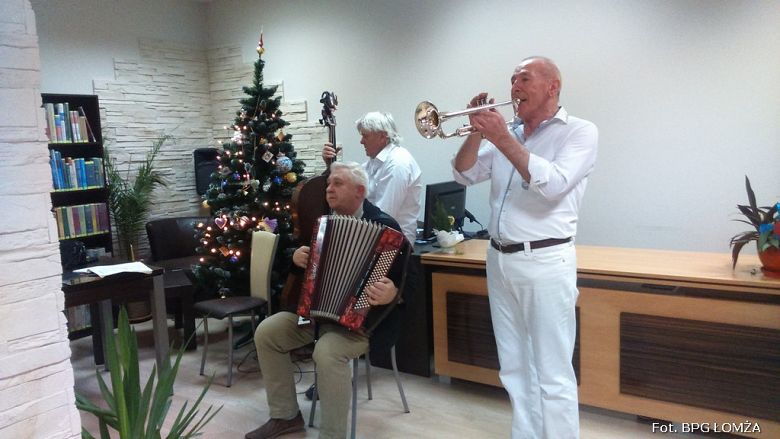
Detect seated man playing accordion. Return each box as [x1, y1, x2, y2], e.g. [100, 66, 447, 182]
[246, 161, 409, 439]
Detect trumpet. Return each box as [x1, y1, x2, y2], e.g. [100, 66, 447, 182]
[414, 99, 518, 139]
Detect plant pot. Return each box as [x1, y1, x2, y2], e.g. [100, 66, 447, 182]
[439, 244, 458, 254]
[758, 246, 780, 278]
[126, 300, 152, 323]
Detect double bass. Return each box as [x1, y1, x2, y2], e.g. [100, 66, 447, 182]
[280, 91, 338, 310]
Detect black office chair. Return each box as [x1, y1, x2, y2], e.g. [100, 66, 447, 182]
[145, 216, 210, 349]
[146, 217, 204, 260]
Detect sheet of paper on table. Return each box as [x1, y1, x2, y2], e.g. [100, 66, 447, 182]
[73, 261, 153, 278]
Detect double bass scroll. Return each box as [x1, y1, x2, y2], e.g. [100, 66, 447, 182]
[290, 91, 337, 245]
[280, 91, 338, 311]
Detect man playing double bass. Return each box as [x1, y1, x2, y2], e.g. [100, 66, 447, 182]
[246, 162, 408, 439]
[322, 112, 422, 245]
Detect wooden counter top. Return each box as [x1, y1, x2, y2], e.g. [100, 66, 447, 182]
[421, 240, 780, 294]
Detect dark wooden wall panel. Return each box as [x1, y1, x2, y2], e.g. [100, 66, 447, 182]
[446, 292, 500, 370]
[445, 292, 580, 382]
[620, 313, 780, 421]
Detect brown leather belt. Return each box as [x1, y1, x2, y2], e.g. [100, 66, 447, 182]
[490, 237, 571, 254]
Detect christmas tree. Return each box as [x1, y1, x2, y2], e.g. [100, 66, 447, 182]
[193, 35, 305, 299]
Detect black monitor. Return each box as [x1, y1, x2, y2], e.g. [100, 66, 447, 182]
[421, 181, 467, 241]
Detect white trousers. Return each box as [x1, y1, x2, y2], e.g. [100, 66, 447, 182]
[486, 241, 579, 439]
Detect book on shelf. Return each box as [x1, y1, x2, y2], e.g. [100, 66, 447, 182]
[44, 101, 93, 143]
[45, 103, 56, 143]
[54, 203, 110, 240]
[49, 151, 105, 191]
[77, 106, 96, 142]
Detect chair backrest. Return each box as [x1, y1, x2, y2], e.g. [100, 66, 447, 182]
[145, 216, 210, 261]
[250, 230, 279, 315]
[368, 239, 414, 354]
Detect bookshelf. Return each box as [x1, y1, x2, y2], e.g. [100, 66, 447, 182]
[43, 93, 112, 337]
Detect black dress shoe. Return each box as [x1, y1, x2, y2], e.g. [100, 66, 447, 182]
[304, 383, 319, 401]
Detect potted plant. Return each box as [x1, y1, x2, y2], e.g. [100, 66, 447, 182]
[729, 176, 780, 274]
[105, 134, 170, 260]
[431, 200, 464, 252]
[76, 307, 221, 438]
[105, 135, 169, 321]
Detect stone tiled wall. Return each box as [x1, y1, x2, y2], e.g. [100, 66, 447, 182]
[0, 1, 81, 437]
[96, 40, 327, 258]
[93, 38, 215, 258]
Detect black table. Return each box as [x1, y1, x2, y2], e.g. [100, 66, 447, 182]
[153, 256, 199, 351]
[63, 263, 170, 376]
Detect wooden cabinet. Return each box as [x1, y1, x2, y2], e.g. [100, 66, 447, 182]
[423, 241, 780, 438]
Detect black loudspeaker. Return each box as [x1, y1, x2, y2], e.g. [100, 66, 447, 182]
[193, 148, 219, 195]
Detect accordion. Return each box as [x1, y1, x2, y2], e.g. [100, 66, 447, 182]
[297, 215, 405, 332]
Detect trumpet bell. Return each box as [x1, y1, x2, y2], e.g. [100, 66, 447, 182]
[415, 101, 442, 139]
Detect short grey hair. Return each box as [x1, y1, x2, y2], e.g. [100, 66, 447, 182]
[329, 161, 368, 190]
[355, 112, 402, 145]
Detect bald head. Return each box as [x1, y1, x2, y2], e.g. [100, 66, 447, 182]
[519, 56, 562, 98]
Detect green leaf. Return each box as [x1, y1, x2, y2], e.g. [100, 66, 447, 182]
[76, 306, 220, 438]
[105, 134, 171, 258]
[81, 427, 96, 439]
[107, 309, 130, 438]
[758, 231, 769, 251]
[98, 420, 111, 439]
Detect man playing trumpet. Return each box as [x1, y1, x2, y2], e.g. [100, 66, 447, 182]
[322, 112, 422, 246]
[452, 56, 598, 439]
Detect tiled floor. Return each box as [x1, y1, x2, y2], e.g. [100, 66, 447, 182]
[71, 319, 707, 438]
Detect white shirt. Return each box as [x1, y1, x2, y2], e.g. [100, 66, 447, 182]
[364, 143, 423, 244]
[453, 107, 598, 244]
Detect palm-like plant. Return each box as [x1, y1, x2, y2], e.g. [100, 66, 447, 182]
[729, 176, 780, 268]
[105, 135, 170, 259]
[76, 307, 221, 438]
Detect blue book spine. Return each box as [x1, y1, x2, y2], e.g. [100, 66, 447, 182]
[54, 151, 65, 189]
[85, 160, 95, 187]
[62, 159, 71, 190]
[50, 150, 60, 190]
[93, 157, 105, 187]
[77, 158, 87, 189]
